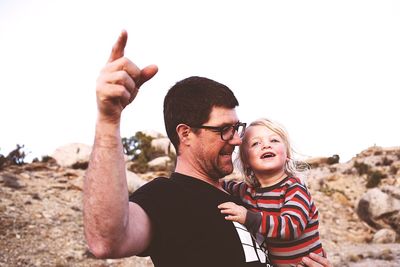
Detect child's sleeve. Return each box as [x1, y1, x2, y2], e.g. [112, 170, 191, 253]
[222, 179, 244, 197]
[244, 210, 262, 234]
[259, 183, 314, 241]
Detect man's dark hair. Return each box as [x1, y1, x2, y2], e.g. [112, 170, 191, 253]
[163, 76, 239, 154]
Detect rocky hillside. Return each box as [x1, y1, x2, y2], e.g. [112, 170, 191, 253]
[1, 144, 400, 267]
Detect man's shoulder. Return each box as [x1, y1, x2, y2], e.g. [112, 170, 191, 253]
[131, 176, 175, 194]
[128, 176, 176, 202]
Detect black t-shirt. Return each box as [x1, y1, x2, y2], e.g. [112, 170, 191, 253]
[130, 172, 272, 267]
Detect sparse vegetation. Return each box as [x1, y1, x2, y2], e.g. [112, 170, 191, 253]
[329, 167, 337, 173]
[366, 170, 386, 188]
[0, 152, 4, 169]
[354, 161, 370, 176]
[122, 132, 168, 173]
[122, 132, 152, 173]
[32, 155, 56, 164]
[0, 145, 26, 170]
[390, 165, 398, 175]
[320, 184, 348, 198]
[327, 154, 340, 165]
[71, 161, 89, 170]
[382, 157, 394, 166]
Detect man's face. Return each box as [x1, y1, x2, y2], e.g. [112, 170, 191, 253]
[191, 106, 242, 181]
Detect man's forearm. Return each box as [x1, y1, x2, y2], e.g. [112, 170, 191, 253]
[83, 121, 129, 257]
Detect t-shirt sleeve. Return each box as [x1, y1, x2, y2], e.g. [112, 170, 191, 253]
[129, 177, 170, 221]
[129, 177, 173, 256]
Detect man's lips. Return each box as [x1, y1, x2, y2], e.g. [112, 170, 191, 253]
[220, 148, 234, 156]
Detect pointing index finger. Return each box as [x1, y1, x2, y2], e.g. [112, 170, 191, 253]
[108, 30, 128, 63]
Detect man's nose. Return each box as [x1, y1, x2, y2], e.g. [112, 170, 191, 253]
[229, 131, 242, 145]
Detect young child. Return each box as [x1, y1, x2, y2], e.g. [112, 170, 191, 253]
[218, 118, 324, 267]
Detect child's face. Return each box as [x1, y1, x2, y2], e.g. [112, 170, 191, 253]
[243, 125, 288, 176]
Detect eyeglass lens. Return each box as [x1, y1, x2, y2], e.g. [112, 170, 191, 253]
[222, 124, 245, 141]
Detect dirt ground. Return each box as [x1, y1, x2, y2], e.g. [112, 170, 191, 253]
[0, 162, 153, 267]
[1, 148, 400, 266]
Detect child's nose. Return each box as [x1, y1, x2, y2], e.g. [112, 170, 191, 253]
[262, 142, 271, 149]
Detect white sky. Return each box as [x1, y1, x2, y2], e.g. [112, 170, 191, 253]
[0, 0, 399, 163]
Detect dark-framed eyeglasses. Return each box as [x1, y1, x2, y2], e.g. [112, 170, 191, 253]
[190, 122, 247, 141]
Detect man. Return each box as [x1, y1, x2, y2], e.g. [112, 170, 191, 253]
[83, 30, 332, 267]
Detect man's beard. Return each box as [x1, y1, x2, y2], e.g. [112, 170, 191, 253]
[208, 161, 234, 181]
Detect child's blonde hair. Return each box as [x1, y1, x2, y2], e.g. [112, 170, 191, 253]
[235, 118, 310, 187]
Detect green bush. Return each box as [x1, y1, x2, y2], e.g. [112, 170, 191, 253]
[0, 145, 26, 170]
[122, 132, 176, 173]
[122, 132, 153, 173]
[123, 131, 173, 173]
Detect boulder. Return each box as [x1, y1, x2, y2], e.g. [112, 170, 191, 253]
[147, 156, 172, 171]
[141, 130, 164, 139]
[52, 143, 92, 168]
[126, 170, 147, 193]
[151, 138, 176, 156]
[372, 228, 397, 244]
[357, 187, 400, 232]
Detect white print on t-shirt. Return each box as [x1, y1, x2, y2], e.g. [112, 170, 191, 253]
[233, 222, 271, 265]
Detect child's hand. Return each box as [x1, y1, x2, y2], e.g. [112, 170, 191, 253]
[217, 202, 247, 224]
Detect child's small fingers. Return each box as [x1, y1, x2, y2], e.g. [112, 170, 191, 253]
[217, 202, 230, 209]
[220, 209, 233, 215]
[225, 215, 234, 221]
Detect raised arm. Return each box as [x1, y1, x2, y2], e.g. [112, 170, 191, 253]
[83, 30, 158, 258]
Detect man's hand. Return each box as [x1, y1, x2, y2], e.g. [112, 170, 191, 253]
[95, 30, 158, 124]
[218, 202, 247, 225]
[297, 252, 332, 267]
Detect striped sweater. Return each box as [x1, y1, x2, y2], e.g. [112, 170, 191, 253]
[223, 176, 324, 267]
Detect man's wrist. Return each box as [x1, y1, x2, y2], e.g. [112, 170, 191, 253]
[94, 117, 122, 148]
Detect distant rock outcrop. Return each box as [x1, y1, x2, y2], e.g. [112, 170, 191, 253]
[305, 154, 340, 168]
[51, 143, 92, 168]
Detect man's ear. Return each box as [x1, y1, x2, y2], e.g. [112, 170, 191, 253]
[176, 124, 192, 145]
